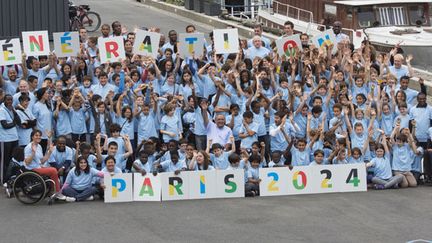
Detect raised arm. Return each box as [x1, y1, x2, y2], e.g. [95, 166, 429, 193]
[200, 99, 210, 128]
[95, 133, 103, 165]
[21, 53, 28, 79]
[344, 106, 353, 134]
[407, 131, 418, 153]
[116, 92, 125, 117]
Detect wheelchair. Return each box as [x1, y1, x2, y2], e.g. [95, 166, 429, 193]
[5, 161, 56, 205]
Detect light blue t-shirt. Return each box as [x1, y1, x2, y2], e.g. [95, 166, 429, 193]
[210, 151, 231, 170]
[392, 144, 414, 172]
[24, 143, 44, 170]
[160, 114, 182, 142]
[0, 104, 19, 142]
[28, 68, 48, 89]
[370, 153, 392, 180]
[55, 109, 72, 136]
[160, 159, 187, 172]
[191, 163, 215, 171]
[239, 122, 259, 149]
[137, 112, 158, 143]
[101, 166, 122, 174]
[65, 167, 102, 191]
[291, 146, 311, 166]
[48, 146, 74, 169]
[245, 46, 270, 60]
[246, 167, 260, 180]
[32, 101, 53, 139]
[69, 107, 87, 134]
[410, 105, 432, 142]
[132, 159, 153, 173]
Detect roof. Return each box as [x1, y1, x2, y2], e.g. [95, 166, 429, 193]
[334, 0, 432, 6]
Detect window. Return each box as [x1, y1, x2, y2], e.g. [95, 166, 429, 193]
[408, 5, 427, 25]
[377, 7, 407, 26]
[357, 7, 376, 27]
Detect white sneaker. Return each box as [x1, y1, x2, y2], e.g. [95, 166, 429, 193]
[65, 197, 76, 202]
[5, 188, 11, 198]
[85, 195, 94, 201]
[55, 193, 67, 200]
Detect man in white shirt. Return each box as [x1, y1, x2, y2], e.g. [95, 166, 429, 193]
[201, 101, 233, 149]
[245, 36, 270, 60]
[333, 21, 349, 45]
[248, 24, 271, 50]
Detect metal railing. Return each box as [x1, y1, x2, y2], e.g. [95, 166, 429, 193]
[221, 3, 269, 20]
[270, 0, 360, 44]
[273, 0, 314, 23]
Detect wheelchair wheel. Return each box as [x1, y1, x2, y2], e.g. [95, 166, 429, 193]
[13, 172, 47, 205]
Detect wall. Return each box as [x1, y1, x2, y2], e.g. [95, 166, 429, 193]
[0, 0, 69, 39]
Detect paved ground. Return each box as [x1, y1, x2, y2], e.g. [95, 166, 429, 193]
[0, 186, 431, 243]
[74, 0, 214, 37]
[1, 1, 430, 243]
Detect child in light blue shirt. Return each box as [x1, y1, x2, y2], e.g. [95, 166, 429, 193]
[245, 154, 261, 197]
[156, 150, 187, 174]
[62, 156, 104, 202]
[207, 139, 235, 170]
[239, 111, 259, 149]
[366, 133, 403, 189]
[132, 150, 154, 175]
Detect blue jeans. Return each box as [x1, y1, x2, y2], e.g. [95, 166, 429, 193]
[63, 186, 97, 201]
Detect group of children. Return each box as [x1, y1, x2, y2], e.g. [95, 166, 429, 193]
[1, 21, 431, 202]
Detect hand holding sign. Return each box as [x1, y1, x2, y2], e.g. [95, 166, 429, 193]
[213, 28, 239, 54]
[98, 36, 126, 63]
[133, 29, 161, 58]
[312, 29, 337, 53]
[178, 33, 204, 58]
[22, 31, 50, 57]
[53, 32, 80, 58]
[276, 35, 302, 59]
[0, 38, 22, 66]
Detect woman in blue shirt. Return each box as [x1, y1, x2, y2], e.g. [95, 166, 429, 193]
[0, 95, 20, 183]
[32, 88, 53, 153]
[116, 93, 135, 146]
[15, 94, 37, 146]
[24, 129, 65, 199]
[62, 156, 104, 202]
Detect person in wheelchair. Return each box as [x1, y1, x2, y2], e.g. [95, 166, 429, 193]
[61, 156, 104, 202]
[48, 135, 74, 182]
[24, 129, 66, 200]
[4, 147, 25, 197]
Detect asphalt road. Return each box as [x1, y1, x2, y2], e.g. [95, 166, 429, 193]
[1, 1, 431, 243]
[0, 187, 431, 243]
[73, 0, 214, 37]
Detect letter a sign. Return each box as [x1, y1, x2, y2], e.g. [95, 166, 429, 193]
[133, 29, 161, 58]
[98, 36, 126, 63]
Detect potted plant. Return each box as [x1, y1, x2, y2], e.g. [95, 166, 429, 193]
[203, 0, 221, 16]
